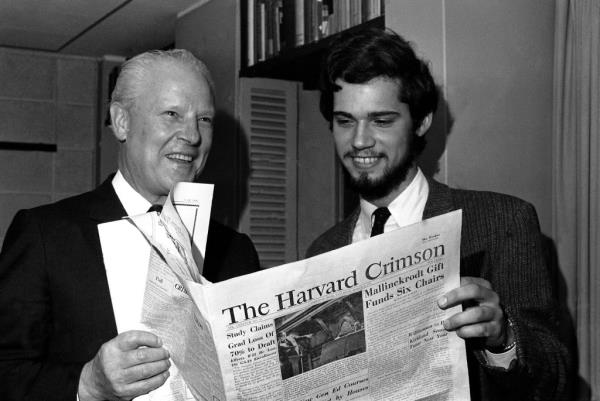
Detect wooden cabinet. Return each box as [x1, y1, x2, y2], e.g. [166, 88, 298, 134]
[236, 2, 385, 265]
[238, 78, 340, 266]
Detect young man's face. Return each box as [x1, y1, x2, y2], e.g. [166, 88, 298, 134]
[331, 77, 428, 203]
[113, 60, 215, 204]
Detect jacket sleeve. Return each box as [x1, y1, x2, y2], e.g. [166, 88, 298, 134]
[0, 210, 82, 401]
[203, 221, 262, 282]
[232, 231, 261, 275]
[476, 202, 576, 401]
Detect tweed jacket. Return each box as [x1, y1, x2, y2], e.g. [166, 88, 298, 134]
[307, 178, 575, 401]
[0, 176, 260, 401]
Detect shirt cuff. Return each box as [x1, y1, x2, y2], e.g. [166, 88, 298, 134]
[483, 346, 517, 369]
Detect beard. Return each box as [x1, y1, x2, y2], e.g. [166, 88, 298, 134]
[347, 134, 418, 202]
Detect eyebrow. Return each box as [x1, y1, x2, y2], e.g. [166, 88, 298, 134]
[160, 103, 215, 115]
[332, 111, 400, 119]
[332, 111, 354, 118]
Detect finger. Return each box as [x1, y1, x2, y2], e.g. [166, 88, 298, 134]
[438, 283, 498, 309]
[117, 330, 164, 351]
[115, 369, 171, 399]
[126, 346, 171, 367]
[454, 320, 504, 341]
[122, 359, 172, 383]
[460, 276, 492, 289]
[443, 305, 498, 331]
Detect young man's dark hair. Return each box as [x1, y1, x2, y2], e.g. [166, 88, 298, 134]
[319, 27, 438, 154]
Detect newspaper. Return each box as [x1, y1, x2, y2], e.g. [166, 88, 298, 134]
[101, 184, 470, 401]
[100, 182, 215, 401]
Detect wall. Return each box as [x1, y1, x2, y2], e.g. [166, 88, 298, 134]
[0, 48, 98, 246]
[387, 0, 555, 235]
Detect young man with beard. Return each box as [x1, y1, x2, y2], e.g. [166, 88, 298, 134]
[306, 28, 574, 400]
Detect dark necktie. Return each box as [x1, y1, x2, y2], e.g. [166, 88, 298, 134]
[147, 204, 163, 214]
[370, 207, 391, 237]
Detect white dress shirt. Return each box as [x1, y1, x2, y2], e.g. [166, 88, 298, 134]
[352, 168, 516, 369]
[352, 168, 428, 242]
[112, 170, 152, 216]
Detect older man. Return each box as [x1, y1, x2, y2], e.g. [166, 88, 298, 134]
[307, 28, 575, 400]
[0, 50, 259, 400]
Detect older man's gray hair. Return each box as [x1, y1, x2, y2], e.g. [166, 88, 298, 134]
[111, 49, 215, 110]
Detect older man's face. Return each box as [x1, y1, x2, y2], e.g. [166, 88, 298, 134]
[117, 60, 214, 203]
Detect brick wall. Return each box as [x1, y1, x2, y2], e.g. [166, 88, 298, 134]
[0, 48, 99, 246]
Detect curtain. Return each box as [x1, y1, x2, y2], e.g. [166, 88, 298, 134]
[553, 1, 600, 400]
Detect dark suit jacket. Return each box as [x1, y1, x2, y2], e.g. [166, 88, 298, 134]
[0, 177, 260, 401]
[307, 178, 575, 401]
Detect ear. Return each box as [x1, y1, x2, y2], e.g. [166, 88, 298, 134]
[415, 113, 433, 137]
[110, 102, 130, 142]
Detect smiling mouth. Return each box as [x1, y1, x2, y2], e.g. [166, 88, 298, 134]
[166, 153, 195, 163]
[354, 156, 378, 164]
[349, 154, 383, 168]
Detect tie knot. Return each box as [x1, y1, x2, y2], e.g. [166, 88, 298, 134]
[147, 204, 163, 214]
[370, 207, 391, 237]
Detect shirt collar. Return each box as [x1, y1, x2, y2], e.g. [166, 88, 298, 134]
[354, 168, 429, 242]
[111, 170, 152, 217]
[386, 168, 429, 227]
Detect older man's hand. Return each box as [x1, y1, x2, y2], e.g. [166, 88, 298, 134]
[77, 330, 171, 401]
[437, 276, 514, 349]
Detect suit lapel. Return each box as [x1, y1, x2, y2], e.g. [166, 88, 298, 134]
[62, 176, 128, 341]
[85, 177, 128, 278]
[338, 208, 360, 247]
[89, 176, 128, 224]
[423, 178, 456, 219]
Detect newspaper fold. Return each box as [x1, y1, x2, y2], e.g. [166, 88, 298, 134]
[100, 182, 214, 400]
